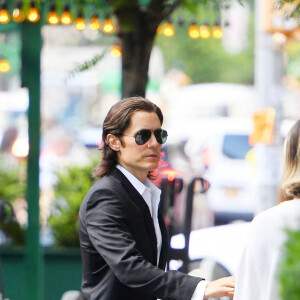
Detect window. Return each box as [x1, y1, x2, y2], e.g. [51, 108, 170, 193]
[222, 134, 252, 159]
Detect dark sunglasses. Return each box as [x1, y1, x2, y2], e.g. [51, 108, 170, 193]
[123, 129, 168, 145]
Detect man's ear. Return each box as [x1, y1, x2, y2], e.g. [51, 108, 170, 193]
[106, 134, 121, 151]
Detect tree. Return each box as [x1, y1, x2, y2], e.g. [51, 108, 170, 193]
[279, 0, 300, 19]
[110, 0, 186, 97]
[155, 9, 254, 85]
[2, 0, 244, 97]
[81, 0, 242, 98]
[108, 0, 244, 97]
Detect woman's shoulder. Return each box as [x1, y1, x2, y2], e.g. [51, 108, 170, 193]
[252, 200, 300, 231]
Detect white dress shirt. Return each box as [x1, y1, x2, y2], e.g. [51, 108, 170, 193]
[116, 165, 208, 299]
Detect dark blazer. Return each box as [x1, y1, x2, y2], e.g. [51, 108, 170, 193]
[79, 168, 202, 300]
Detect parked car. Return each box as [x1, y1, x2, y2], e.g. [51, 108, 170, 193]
[156, 117, 255, 229]
[201, 117, 258, 225]
[170, 221, 251, 279]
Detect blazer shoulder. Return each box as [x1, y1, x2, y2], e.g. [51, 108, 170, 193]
[82, 169, 132, 208]
[90, 168, 130, 193]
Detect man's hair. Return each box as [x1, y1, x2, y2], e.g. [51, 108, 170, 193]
[93, 96, 164, 178]
[281, 119, 300, 198]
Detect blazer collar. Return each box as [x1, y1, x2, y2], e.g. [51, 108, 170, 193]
[112, 168, 159, 265]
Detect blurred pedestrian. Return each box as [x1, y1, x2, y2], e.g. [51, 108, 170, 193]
[79, 97, 235, 300]
[234, 119, 300, 300]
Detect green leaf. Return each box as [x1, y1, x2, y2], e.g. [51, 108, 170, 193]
[49, 155, 98, 247]
[279, 224, 300, 300]
[67, 49, 108, 80]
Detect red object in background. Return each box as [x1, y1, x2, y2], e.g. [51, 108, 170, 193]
[152, 150, 182, 186]
[201, 147, 217, 167]
[159, 168, 182, 182]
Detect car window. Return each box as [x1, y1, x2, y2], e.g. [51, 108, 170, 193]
[222, 134, 252, 159]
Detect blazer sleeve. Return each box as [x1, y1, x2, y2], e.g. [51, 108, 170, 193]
[85, 188, 202, 300]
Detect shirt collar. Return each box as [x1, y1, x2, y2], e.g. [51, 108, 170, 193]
[117, 164, 147, 195]
[116, 164, 161, 200]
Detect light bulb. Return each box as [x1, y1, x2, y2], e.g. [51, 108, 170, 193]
[27, 1, 40, 23]
[188, 23, 200, 39]
[110, 44, 122, 57]
[12, 2, 25, 23]
[0, 58, 10, 73]
[0, 3, 10, 24]
[199, 23, 210, 39]
[48, 4, 60, 25]
[162, 22, 174, 37]
[75, 10, 85, 30]
[61, 5, 72, 25]
[90, 15, 100, 30]
[212, 23, 222, 39]
[103, 18, 114, 34]
[12, 138, 29, 158]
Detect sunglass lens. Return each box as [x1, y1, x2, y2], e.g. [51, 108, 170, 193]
[161, 130, 168, 144]
[135, 130, 151, 145]
[155, 129, 168, 144]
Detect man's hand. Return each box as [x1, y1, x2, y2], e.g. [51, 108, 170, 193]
[204, 276, 235, 299]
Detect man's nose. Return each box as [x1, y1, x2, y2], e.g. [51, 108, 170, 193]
[147, 133, 160, 147]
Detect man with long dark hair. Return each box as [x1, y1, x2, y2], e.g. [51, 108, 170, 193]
[79, 97, 235, 300]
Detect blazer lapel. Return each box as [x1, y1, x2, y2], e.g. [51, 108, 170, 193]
[158, 209, 168, 269]
[112, 169, 158, 265]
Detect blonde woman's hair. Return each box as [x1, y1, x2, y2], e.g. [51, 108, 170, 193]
[281, 120, 300, 198]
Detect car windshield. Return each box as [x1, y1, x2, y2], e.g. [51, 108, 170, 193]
[222, 134, 252, 159]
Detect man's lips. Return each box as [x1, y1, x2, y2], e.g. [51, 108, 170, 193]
[145, 153, 159, 158]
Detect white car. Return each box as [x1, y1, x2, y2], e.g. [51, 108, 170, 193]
[201, 117, 259, 226]
[170, 221, 250, 279]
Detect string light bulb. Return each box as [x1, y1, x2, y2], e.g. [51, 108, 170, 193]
[110, 44, 122, 57]
[162, 20, 175, 37]
[199, 23, 211, 39]
[61, 4, 72, 25]
[212, 22, 222, 39]
[90, 14, 100, 30]
[103, 17, 114, 34]
[188, 21, 200, 39]
[75, 10, 86, 30]
[27, 1, 40, 23]
[0, 2, 10, 24]
[12, 1, 25, 23]
[0, 58, 10, 73]
[48, 3, 60, 25]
